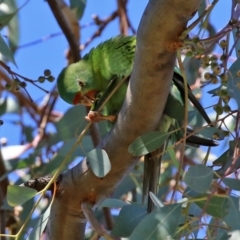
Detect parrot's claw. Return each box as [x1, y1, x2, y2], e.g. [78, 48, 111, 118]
[86, 111, 117, 123]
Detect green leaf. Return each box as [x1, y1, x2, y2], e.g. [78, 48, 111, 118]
[196, 195, 229, 218]
[184, 187, 229, 218]
[184, 165, 213, 193]
[52, 105, 87, 143]
[0, 97, 19, 116]
[112, 205, 147, 237]
[130, 203, 182, 240]
[149, 192, 164, 208]
[34, 137, 93, 176]
[0, 156, 35, 182]
[164, 84, 184, 120]
[197, 127, 226, 140]
[112, 175, 136, 199]
[228, 57, 240, 109]
[0, 9, 17, 29]
[207, 218, 228, 240]
[87, 149, 111, 178]
[7, 185, 37, 206]
[212, 150, 229, 166]
[224, 196, 240, 231]
[26, 206, 50, 240]
[214, 141, 240, 177]
[198, 0, 207, 16]
[128, 131, 170, 156]
[23, 126, 34, 142]
[70, 0, 86, 19]
[98, 198, 129, 208]
[183, 57, 201, 86]
[0, 34, 16, 65]
[232, 28, 240, 59]
[167, 147, 180, 170]
[223, 178, 240, 191]
[2, 0, 20, 51]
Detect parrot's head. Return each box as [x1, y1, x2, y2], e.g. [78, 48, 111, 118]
[57, 61, 98, 106]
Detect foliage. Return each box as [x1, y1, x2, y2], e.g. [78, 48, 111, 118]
[0, 0, 240, 240]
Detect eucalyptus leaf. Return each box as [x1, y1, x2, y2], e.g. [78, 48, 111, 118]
[26, 206, 51, 240]
[223, 196, 240, 231]
[184, 165, 213, 193]
[98, 198, 129, 208]
[184, 187, 229, 218]
[0, 97, 19, 116]
[7, 185, 37, 206]
[52, 105, 87, 142]
[0, 9, 17, 28]
[112, 205, 147, 237]
[2, 0, 19, 51]
[149, 192, 164, 208]
[0, 34, 16, 65]
[128, 131, 170, 156]
[232, 28, 240, 60]
[203, 197, 229, 218]
[228, 57, 240, 109]
[197, 126, 226, 140]
[70, 0, 86, 19]
[223, 178, 240, 191]
[130, 203, 182, 240]
[207, 218, 228, 240]
[87, 149, 111, 178]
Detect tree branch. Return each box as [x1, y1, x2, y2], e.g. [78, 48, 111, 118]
[47, 0, 80, 63]
[47, 1, 201, 239]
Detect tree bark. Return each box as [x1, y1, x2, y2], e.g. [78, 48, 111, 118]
[47, 0, 201, 239]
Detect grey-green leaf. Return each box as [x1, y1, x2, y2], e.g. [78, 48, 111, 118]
[130, 203, 182, 240]
[196, 195, 229, 218]
[51, 105, 87, 144]
[184, 165, 213, 193]
[0, 34, 16, 65]
[0, 97, 19, 116]
[112, 205, 147, 237]
[26, 206, 51, 240]
[98, 198, 129, 208]
[184, 187, 229, 218]
[224, 196, 240, 231]
[0, 9, 17, 28]
[197, 126, 226, 140]
[228, 57, 240, 109]
[87, 149, 111, 178]
[7, 185, 37, 206]
[223, 178, 240, 191]
[149, 192, 164, 208]
[128, 131, 170, 156]
[70, 0, 86, 19]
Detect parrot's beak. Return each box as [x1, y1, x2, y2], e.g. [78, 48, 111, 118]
[73, 90, 98, 106]
[79, 95, 94, 106]
[73, 92, 93, 106]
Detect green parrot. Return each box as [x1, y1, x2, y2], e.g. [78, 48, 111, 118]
[57, 35, 218, 212]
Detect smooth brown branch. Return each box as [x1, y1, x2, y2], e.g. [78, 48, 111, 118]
[81, 202, 120, 240]
[117, 0, 129, 35]
[47, 0, 80, 63]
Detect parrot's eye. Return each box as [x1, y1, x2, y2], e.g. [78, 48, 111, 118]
[78, 81, 84, 87]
